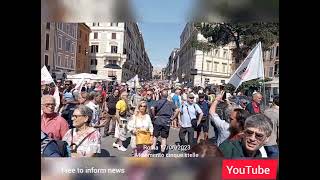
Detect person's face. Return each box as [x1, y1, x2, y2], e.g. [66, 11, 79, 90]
[42, 98, 56, 114]
[72, 109, 89, 128]
[146, 91, 153, 100]
[199, 96, 205, 102]
[122, 93, 128, 100]
[113, 90, 119, 97]
[176, 89, 181, 94]
[78, 94, 86, 104]
[253, 94, 263, 104]
[229, 111, 239, 128]
[187, 96, 194, 104]
[95, 95, 103, 103]
[243, 127, 268, 153]
[138, 103, 147, 114]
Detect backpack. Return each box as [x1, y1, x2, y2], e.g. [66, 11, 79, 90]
[41, 132, 70, 157]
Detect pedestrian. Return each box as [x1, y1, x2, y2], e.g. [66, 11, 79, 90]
[130, 88, 144, 112]
[78, 92, 90, 105]
[145, 89, 156, 121]
[41, 95, 69, 140]
[171, 87, 182, 128]
[219, 114, 273, 158]
[245, 92, 263, 114]
[195, 93, 210, 143]
[127, 101, 154, 157]
[113, 91, 130, 152]
[85, 91, 103, 127]
[151, 90, 180, 154]
[263, 95, 279, 157]
[63, 105, 101, 157]
[179, 93, 203, 146]
[41, 131, 62, 157]
[103, 89, 120, 137]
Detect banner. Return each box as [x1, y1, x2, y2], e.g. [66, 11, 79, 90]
[41, 66, 54, 85]
[227, 42, 265, 90]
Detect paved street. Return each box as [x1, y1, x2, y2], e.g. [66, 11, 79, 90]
[97, 124, 216, 157]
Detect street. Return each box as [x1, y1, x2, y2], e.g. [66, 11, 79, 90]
[98, 125, 216, 157]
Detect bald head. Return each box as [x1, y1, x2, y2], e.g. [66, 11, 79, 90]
[253, 92, 263, 104]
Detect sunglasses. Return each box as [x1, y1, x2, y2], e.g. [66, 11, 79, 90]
[244, 129, 266, 141]
[189, 97, 194, 99]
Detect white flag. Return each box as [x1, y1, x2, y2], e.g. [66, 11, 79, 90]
[41, 66, 54, 85]
[53, 86, 60, 113]
[227, 42, 265, 89]
[73, 77, 85, 91]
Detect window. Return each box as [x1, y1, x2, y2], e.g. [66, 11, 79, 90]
[108, 60, 117, 65]
[223, 50, 227, 59]
[274, 64, 279, 76]
[70, 59, 74, 68]
[71, 43, 75, 53]
[78, 45, 81, 53]
[206, 61, 211, 71]
[65, 56, 69, 67]
[57, 55, 61, 66]
[57, 23, 62, 30]
[108, 70, 117, 77]
[215, 49, 218, 57]
[214, 62, 218, 72]
[46, 23, 50, 29]
[93, 22, 96, 26]
[65, 40, 71, 52]
[91, 45, 99, 53]
[66, 24, 70, 35]
[123, 48, 127, 54]
[45, 34, 49, 50]
[94, 32, 98, 39]
[112, 33, 116, 39]
[91, 59, 94, 65]
[111, 23, 118, 27]
[269, 67, 274, 77]
[91, 70, 97, 74]
[111, 46, 118, 53]
[58, 37, 62, 49]
[84, 48, 87, 55]
[91, 59, 97, 65]
[222, 63, 227, 73]
[44, 55, 48, 66]
[85, 34, 88, 42]
[270, 48, 274, 59]
[128, 54, 131, 60]
[276, 46, 279, 57]
[79, 30, 82, 38]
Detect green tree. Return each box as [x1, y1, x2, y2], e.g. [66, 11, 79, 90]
[194, 22, 279, 64]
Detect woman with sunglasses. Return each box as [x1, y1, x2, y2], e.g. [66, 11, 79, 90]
[63, 105, 101, 157]
[127, 101, 154, 157]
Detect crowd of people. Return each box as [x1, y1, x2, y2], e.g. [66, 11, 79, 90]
[41, 79, 279, 159]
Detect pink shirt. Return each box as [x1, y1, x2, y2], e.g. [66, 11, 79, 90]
[41, 113, 69, 140]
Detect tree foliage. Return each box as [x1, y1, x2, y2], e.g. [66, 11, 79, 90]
[224, 78, 272, 93]
[194, 22, 279, 63]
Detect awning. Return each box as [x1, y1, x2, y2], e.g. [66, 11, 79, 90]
[104, 64, 122, 69]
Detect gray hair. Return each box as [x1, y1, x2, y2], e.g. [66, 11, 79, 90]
[89, 91, 101, 100]
[41, 95, 55, 105]
[76, 105, 93, 124]
[244, 114, 273, 137]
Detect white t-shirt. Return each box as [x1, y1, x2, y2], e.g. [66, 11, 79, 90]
[86, 101, 100, 126]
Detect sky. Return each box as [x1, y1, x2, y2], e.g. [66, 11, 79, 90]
[131, 0, 195, 69]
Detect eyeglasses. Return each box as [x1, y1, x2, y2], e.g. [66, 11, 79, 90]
[139, 105, 147, 107]
[189, 97, 194, 99]
[147, 94, 152, 96]
[244, 129, 266, 141]
[44, 103, 56, 107]
[72, 115, 86, 118]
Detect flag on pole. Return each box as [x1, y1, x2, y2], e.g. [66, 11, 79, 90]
[226, 42, 265, 90]
[41, 66, 54, 85]
[53, 86, 60, 113]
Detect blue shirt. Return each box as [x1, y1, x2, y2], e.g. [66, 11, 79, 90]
[172, 94, 181, 108]
[180, 102, 203, 128]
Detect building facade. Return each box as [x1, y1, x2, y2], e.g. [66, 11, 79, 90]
[52, 23, 78, 79]
[41, 22, 55, 72]
[76, 23, 91, 73]
[86, 22, 152, 83]
[176, 23, 233, 87]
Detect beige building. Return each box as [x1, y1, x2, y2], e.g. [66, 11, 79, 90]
[86, 22, 152, 83]
[41, 22, 55, 73]
[76, 23, 91, 73]
[175, 23, 233, 87]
